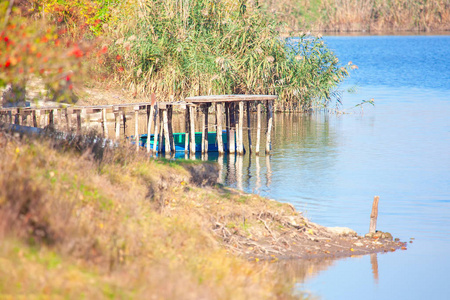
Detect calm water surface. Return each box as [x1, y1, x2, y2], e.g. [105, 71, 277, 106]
[215, 36, 450, 299]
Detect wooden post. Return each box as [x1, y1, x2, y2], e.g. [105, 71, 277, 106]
[229, 103, 236, 154]
[185, 105, 190, 154]
[202, 104, 209, 153]
[65, 108, 71, 131]
[49, 109, 54, 126]
[189, 105, 196, 154]
[32, 110, 38, 128]
[256, 102, 261, 155]
[168, 105, 175, 153]
[14, 109, 20, 125]
[134, 107, 139, 152]
[158, 110, 164, 153]
[102, 108, 108, 138]
[122, 109, 127, 138]
[238, 101, 244, 155]
[152, 108, 159, 154]
[58, 109, 62, 129]
[163, 109, 170, 153]
[265, 100, 273, 154]
[246, 101, 252, 154]
[114, 108, 120, 140]
[76, 110, 82, 133]
[147, 104, 155, 153]
[216, 103, 224, 154]
[225, 103, 230, 152]
[369, 196, 380, 234]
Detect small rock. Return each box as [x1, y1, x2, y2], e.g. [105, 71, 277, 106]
[327, 227, 357, 237]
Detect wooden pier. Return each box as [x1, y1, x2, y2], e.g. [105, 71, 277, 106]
[0, 94, 277, 156]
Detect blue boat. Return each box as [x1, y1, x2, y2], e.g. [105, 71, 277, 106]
[136, 131, 236, 152]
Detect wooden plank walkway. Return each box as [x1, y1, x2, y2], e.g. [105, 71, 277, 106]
[0, 94, 278, 156]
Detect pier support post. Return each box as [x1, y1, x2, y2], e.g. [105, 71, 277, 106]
[238, 101, 244, 155]
[229, 103, 236, 154]
[147, 104, 155, 153]
[122, 109, 127, 138]
[185, 105, 190, 154]
[153, 108, 159, 154]
[265, 100, 273, 154]
[216, 103, 224, 154]
[114, 107, 120, 140]
[189, 105, 196, 154]
[49, 109, 54, 127]
[32, 110, 38, 128]
[76, 110, 82, 134]
[246, 101, 252, 154]
[163, 109, 171, 153]
[102, 108, 109, 138]
[225, 103, 230, 152]
[201, 104, 209, 154]
[168, 105, 175, 153]
[256, 102, 261, 155]
[134, 106, 139, 152]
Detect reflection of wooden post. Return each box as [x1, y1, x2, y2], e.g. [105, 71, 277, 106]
[114, 108, 120, 140]
[246, 101, 252, 154]
[152, 108, 159, 154]
[371, 253, 379, 284]
[369, 196, 380, 233]
[134, 107, 139, 152]
[229, 103, 236, 154]
[238, 101, 244, 155]
[147, 104, 155, 153]
[265, 101, 273, 154]
[189, 105, 196, 154]
[256, 102, 261, 155]
[216, 103, 224, 154]
[102, 108, 108, 138]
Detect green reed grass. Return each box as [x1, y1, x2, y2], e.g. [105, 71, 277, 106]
[102, 0, 348, 111]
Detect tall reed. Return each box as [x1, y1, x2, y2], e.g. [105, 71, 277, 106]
[102, 0, 348, 110]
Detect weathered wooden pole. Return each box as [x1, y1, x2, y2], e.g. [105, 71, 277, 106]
[246, 101, 252, 154]
[216, 103, 224, 154]
[265, 100, 273, 154]
[225, 103, 230, 152]
[167, 105, 175, 153]
[202, 104, 209, 153]
[184, 105, 190, 154]
[238, 101, 244, 155]
[229, 103, 236, 154]
[189, 105, 196, 154]
[134, 106, 139, 152]
[158, 110, 164, 153]
[369, 196, 380, 234]
[152, 108, 160, 154]
[102, 108, 109, 138]
[49, 109, 54, 126]
[114, 108, 120, 140]
[146, 104, 155, 153]
[32, 110, 38, 128]
[163, 109, 171, 153]
[256, 102, 261, 155]
[76, 110, 82, 133]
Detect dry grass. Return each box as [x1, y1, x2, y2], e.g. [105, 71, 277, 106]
[0, 129, 300, 299]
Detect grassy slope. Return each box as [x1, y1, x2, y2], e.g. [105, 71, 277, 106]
[0, 131, 299, 299]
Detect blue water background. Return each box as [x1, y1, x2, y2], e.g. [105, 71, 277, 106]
[218, 35, 450, 299]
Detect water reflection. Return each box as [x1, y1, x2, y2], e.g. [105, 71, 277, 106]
[370, 253, 379, 284]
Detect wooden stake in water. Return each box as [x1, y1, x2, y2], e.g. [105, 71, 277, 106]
[256, 102, 261, 155]
[216, 103, 224, 154]
[369, 196, 380, 233]
[246, 101, 252, 154]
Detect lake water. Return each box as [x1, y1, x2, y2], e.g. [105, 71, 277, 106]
[214, 35, 450, 299]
